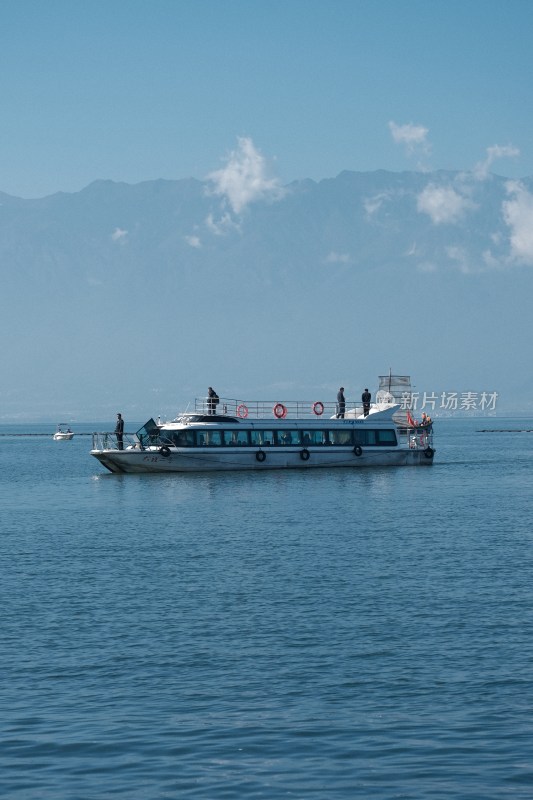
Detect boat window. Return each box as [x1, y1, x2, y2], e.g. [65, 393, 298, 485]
[203, 430, 224, 446]
[275, 430, 301, 446]
[224, 430, 250, 446]
[316, 430, 344, 445]
[356, 429, 376, 445]
[377, 429, 397, 445]
[173, 429, 196, 447]
[300, 429, 324, 446]
[329, 429, 353, 445]
[250, 430, 275, 446]
[159, 430, 188, 447]
[354, 429, 398, 446]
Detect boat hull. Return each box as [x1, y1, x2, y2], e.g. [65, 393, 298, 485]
[91, 446, 434, 474]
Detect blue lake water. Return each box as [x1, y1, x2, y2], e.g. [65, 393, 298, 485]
[1, 418, 533, 799]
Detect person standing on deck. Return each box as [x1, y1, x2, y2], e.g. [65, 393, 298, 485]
[362, 388, 371, 417]
[336, 387, 346, 419]
[207, 387, 219, 415]
[115, 413, 124, 450]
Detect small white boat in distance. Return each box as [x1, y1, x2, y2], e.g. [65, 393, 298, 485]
[53, 424, 74, 441]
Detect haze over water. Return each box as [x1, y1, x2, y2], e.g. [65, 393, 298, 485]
[1, 418, 533, 798]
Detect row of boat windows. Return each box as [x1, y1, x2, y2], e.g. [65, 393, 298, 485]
[157, 428, 398, 448]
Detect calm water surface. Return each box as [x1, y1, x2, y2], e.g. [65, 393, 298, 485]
[1, 419, 533, 799]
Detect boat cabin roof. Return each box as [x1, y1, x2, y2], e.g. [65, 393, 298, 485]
[174, 414, 239, 424]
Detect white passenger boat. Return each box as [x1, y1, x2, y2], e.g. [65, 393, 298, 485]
[91, 377, 435, 474]
[53, 424, 74, 441]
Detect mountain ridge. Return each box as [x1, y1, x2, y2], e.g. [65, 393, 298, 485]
[1, 168, 532, 419]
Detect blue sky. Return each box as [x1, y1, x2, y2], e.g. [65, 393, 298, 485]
[1, 0, 532, 198]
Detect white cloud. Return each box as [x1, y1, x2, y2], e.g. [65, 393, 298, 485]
[417, 184, 472, 225]
[416, 261, 438, 273]
[325, 251, 351, 264]
[445, 245, 471, 273]
[502, 180, 533, 264]
[364, 191, 393, 216]
[207, 136, 285, 214]
[184, 234, 201, 248]
[474, 144, 520, 180]
[205, 211, 241, 236]
[388, 121, 431, 167]
[111, 227, 128, 243]
[482, 249, 501, 269]
[364, 197, 382, 216]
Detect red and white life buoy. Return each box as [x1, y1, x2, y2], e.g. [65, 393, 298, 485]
[237, 404, 248, 419]
[273, 403, 287, 419]
[312, 401, 324, 416]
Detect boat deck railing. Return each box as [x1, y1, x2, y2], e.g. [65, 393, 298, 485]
[399, 426, 434, 450]
[192, 397, 365, 420]
[91, 432, 145, 451]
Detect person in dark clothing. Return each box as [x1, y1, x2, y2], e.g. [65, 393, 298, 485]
[207, 387, 219, 415]
[336, 387, 346, 419]
[115, 413, 124, 449]
[362, 388, 371, 417]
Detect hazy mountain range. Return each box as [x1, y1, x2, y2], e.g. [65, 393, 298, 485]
[1, 169, 532, 420]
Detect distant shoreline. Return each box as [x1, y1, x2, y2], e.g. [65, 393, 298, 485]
[0, 432, 95, 437]
[477, 429, 533, 433]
